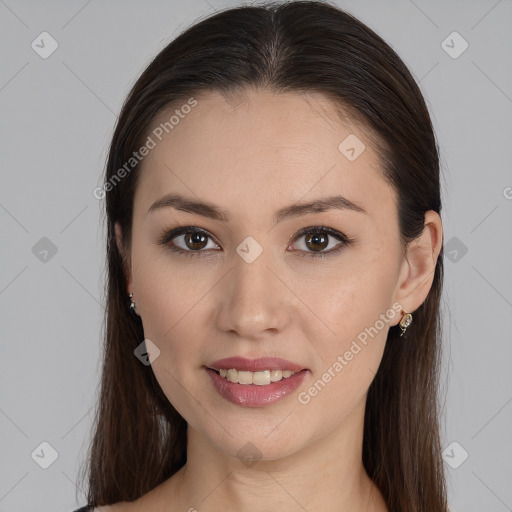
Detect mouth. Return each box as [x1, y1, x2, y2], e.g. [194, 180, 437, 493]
[205, 356, 309, 406]
[205, 366, 310, 407]
[207, 356, 307, 374]
[204, 357, 311, 407]
[207, 367, 301, 386]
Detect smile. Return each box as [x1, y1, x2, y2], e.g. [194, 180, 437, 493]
[205, 367, 309, 407]
[214, 368, 296, 385]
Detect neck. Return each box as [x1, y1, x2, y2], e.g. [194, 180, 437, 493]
[157, 398, 387, 512]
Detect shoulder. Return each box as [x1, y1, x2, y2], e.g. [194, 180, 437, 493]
[72, 507, 115, 512]
[72, 489, 166, 512]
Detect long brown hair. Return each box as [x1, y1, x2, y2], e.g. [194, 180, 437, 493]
[78, 1, 447, 510]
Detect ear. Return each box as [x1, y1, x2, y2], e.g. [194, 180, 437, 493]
[115, 222, 133, 293]
[391, 210, 443, 325]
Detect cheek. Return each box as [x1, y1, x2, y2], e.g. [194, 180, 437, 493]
[131, 242, 206, 332]
[141, 305, 206, 421]
[298, 304, 388, 424]
[294, 259, 394, 402]
[130, 265, 204, 394]
[296, 264, 392, 346]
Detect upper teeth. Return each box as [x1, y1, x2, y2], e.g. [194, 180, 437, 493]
[218, 368, 296, 385]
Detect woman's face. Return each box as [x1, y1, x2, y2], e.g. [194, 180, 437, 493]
[118, 89, 417, 461]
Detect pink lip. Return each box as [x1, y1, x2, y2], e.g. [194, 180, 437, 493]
[205, 367, 310, 407]
[208, 356, 307, 373]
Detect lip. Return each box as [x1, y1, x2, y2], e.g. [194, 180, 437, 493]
[207, 356, 307, 373]
[205, 367, 310, 407]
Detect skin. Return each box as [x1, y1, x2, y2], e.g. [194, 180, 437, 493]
[110, 88, 443, 512]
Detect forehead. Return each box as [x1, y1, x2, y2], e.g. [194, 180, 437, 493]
[134, 89, 397, 222]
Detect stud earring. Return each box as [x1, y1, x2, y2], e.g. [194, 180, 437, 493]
[128, 293, 139, 317]
[399, 311, 413, 337]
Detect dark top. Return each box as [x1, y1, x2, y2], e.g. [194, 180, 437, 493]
[72, 507, 93, 512]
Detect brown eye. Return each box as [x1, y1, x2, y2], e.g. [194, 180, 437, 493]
[290, 226, 352, 259]
[159, 225, 353, 260]
[183, 231, 209, 250]
[304, 232, 329, 252]
[158, 226, 219, 258]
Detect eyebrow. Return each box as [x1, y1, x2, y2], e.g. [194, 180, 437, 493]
[147, 192, 367, 224]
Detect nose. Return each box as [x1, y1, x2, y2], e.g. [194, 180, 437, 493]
[215, 253, 291, 340]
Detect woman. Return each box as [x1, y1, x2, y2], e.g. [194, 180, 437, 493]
[74, 1, 447, 510]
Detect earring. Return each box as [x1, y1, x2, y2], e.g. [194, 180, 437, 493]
[128, 293, 139, 317]
[399, 311, 413, 337]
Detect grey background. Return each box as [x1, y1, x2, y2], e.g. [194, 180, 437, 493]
[0, 0, 511, 511]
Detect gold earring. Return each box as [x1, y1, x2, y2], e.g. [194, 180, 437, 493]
[399, 311, 413, 337]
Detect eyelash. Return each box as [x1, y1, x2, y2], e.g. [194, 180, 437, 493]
[158, 225, 354, 260]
